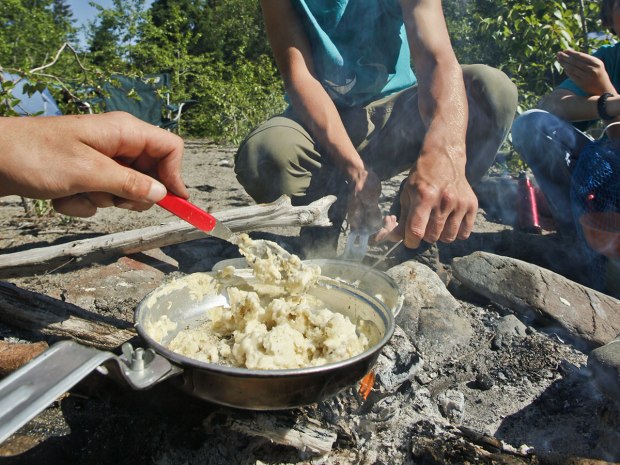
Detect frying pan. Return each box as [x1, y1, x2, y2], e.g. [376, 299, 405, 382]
[0, 267, 396, 444]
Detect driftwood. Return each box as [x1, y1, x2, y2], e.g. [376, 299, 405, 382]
[0, 195, 336, 279]
[0, 281, 135, 350]
[223, 413, 336, 456]
[452, 251, 620, 349]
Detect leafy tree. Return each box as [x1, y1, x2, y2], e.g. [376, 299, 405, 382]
[86, 0, 150, 69]
[458, 0, 605, 110]
[131, 0, 284, 141]
[0, 0, 76, 70]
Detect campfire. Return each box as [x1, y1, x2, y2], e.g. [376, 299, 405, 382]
[0, 154, 619, 464]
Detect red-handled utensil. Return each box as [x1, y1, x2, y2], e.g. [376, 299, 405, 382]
[157, 193, 234, 242]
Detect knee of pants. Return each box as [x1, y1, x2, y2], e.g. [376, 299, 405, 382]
[512, 110, 543, 158]
[235, 123, 317, 203]
[464, 64, 518, 125]
[511, 109, 564, 165]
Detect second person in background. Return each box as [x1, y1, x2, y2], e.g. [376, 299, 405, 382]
[235, 0, 518, 257]
[512, 0, 620, 236]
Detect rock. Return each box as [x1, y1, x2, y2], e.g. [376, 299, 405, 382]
[588, 338, 620, 411]
[437, 389, 465, 425]
[0, 340, 48, 376]
[387, 260, 472, 362]
[472, 373, 494, 391]
[493, 314, 528, 349]
[416, 308, 473, 362]
[452, 251, 620, 349]
[387, 260, 460, 318]
[415, 371, 432, 385]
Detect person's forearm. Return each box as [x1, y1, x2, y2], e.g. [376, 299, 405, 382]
[416, 59, 468, 170]
[286, 76, 366, 181]
[539, 92, 620, 123]
[538, 92, 600, 121]
[402, 0, 468, 171]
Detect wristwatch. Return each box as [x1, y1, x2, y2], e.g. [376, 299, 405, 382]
[597, 92, 614, 120]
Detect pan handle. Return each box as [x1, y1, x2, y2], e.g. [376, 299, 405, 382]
[0, 340, 182, 445]
[0, 340, 116, 444]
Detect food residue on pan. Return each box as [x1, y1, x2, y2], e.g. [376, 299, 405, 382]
[148, 234, 370, 370]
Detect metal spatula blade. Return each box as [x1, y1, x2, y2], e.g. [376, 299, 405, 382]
[343, 231, 370, 261]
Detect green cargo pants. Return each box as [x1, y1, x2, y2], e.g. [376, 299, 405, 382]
[234, 64, 518, 254]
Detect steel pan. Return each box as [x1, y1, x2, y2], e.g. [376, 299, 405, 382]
[0, 269, 396, 442]
[135, 270, 395, 409]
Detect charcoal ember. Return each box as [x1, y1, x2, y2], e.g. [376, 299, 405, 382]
[473, 373, 495, 391]
[374, 326, 423, 392]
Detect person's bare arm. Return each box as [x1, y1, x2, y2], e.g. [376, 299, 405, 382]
[394, 0, 475, 248]
[0, 112, 188, 217]
[259, 0, 381, 225]
[540, 49, 620, 137]
[537, 89, 601, 121]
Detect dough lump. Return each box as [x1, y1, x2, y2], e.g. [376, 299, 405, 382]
[165, 234, 369, 369]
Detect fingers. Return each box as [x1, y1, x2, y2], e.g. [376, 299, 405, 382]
[457, 207, 477, 240]
[74, 151, 168, 205]
[53, 195, 98, 217]
[79, 112, 189, 199]
[370, 215, 401, 244]
[399, 181, 477, 248]
[402, 203, 427, 249]
[52, 192, 156, 217]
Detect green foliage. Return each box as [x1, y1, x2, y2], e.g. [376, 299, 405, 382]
[127, 0, 285, 142]
[446, 0, 607, 111]
[0, 79, 21, 116]
[0, 0, 76, 69]
[445, 0, 609, 173]
[82, 0, 285, 141]
[1, 0, 612, 151]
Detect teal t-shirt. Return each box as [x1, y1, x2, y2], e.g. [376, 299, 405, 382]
[557, 43, 620, 129]
[291, 0, 416, 107]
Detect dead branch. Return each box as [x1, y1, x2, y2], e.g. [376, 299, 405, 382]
[225, 413, 336, 455]
[0, 281, 135, 350]
[0, 195, 335, 278]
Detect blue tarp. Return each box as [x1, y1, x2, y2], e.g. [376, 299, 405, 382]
[1, 72, 62, 116]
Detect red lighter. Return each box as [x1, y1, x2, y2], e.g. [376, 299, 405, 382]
[517, 171, 543, 234]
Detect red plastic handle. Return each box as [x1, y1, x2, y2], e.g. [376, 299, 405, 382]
[156, 193, 217, 233]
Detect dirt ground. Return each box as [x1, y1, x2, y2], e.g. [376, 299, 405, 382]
[0, 140, 617, 464]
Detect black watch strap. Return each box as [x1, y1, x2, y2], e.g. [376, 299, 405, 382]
[597, 92, 614, 120]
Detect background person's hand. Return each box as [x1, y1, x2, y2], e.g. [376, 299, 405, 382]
[557, 49, 616, 95]
[0, 112, 188, 217]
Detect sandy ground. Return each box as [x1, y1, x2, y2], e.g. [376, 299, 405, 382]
[0, 140, 616, 464]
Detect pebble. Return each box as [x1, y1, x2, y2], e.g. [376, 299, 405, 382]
[437, 389, 465, 425]
[415, 372, 432, 385]
[473, 373, 494, 391]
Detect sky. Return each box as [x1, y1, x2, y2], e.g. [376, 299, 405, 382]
[66, 0, 155, 44]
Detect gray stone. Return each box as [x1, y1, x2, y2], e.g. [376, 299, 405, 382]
[588, 338, 620, 411]
[473, 373, 494, 391]
[386, 261, 471, 361]
[493, 314, 528, 349]
[437, 389, 465, 425]
[416, 307, 473, 361]
[452, 251, 620, 349]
